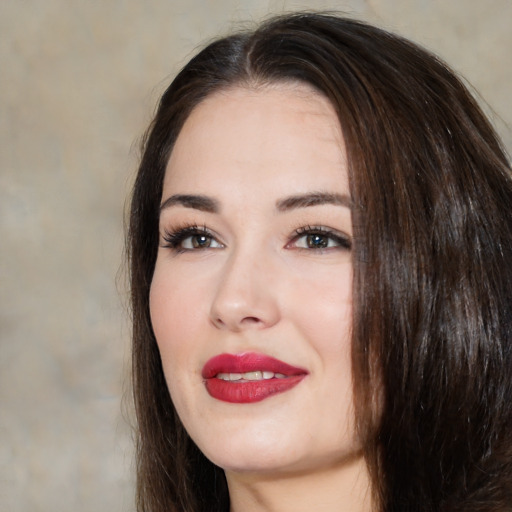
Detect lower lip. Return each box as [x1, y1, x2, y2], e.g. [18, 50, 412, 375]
[205, 375, 306, 403]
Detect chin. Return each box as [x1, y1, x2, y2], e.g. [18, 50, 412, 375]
[190, 419, 358, 477]
[189, 419, 292, 470]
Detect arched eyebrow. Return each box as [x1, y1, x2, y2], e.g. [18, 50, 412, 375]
[159, 191, 351, 214]
[160, 194, 219, 213]
[276, 192, 351, 211]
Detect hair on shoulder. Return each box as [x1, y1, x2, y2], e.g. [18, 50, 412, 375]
[128, 12, 512, 512]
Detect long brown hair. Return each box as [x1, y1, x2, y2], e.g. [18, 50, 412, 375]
[128, 13, 512, 511]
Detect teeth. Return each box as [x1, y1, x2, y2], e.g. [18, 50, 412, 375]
[216, 371, 286, 381]
[244, 371, 262, 381]
[217, 373, 242, 381]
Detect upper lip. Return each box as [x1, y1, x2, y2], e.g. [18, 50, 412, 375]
[201, 352, 308, 379]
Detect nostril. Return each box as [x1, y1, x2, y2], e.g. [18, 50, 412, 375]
[211, 315, 263, 330]
[241, 316, 261, 325]
[213, 317, 226, 328]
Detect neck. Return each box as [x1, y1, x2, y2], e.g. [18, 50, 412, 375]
[226, 452, 374, 512]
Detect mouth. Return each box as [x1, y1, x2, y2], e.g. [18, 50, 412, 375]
[202, 352, 308, 403]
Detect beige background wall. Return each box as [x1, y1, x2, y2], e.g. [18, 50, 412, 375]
[1, 1, 510, 511]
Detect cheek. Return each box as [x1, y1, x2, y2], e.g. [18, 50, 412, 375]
[150, 255, 213, 320]
[149, 267, 206, 417]
[287, 264, 354, 420]
[286, 262, 353, 352]
[149, 264, 205, 365]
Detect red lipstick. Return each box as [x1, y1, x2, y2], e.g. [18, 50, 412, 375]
[202, 352, 307, 403]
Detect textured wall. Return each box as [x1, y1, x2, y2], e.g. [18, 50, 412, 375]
[1, 1, 510, 511]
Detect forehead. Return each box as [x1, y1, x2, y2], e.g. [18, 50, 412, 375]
[163, 83, 348, 199]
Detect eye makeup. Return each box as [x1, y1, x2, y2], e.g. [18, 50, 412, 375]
[161, 224, 223, 252]
[160, 221, 351, 254]
[288, 225, 352, 251]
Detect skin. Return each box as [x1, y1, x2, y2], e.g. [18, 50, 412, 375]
[149, 83, 373, 511]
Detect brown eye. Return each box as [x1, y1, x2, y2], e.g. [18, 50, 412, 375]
[182, 232, 222, 250]
[162, 226, 223, 251]
[191, 234, 213, 248]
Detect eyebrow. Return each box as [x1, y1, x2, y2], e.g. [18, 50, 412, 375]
[160, 194, 220, 213]
[159, 191, 351, 215]
[276, 192, 351, 211]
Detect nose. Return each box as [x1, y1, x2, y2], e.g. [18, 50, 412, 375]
[209, 248, 280, 331]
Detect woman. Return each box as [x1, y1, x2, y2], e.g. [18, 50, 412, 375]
[128, 13, 512, 512]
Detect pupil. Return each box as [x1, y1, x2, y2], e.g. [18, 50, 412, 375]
[307, 234, 327, 248]
[192, 235, 210, 248]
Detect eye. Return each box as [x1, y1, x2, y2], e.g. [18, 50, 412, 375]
[162, 226, 223, 252]
[181, 233, 220, 249]
[289, 226, 351, 251]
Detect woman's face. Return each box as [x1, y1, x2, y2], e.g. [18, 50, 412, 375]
[150, 84, 359, 477]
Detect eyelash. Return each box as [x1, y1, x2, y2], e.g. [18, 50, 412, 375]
[290, 225, 352, 251]
[161, 224, 352, 252]
[162, 225, 219, 253]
